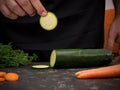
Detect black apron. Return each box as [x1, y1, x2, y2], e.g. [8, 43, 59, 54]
[0, 0, 105, 61]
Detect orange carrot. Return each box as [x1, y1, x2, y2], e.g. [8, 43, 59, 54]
[5, 72, 19, 82]
[75, 69, 94, 77]
[0, 77, 5, 82]
[75, 64, 120, 79]
[0, 72, 7, 77]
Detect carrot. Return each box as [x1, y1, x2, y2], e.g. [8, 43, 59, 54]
[75, 69, 94, 77]
[5, 72, 19, 82]
[75, 64, 120, 79]
[0, 77, 5, 82]
[0, 72, 7, 77]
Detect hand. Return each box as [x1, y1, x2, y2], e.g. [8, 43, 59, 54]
[0, 0, 47, 20]
[107, 16, 120, 62]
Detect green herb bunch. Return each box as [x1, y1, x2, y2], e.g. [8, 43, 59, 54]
[0, 43, 37, 68]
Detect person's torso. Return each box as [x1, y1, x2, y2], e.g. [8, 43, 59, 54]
[0, 0, 105, 50]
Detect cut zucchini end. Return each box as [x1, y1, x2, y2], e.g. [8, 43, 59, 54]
[50, 50, 56, 68]
[32, 65, 49, 69]
[40, 12, 58, 31]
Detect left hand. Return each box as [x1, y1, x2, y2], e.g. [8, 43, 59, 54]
[107, 16, 120, 62]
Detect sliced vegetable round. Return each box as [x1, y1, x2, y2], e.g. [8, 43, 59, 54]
[32, 65, 49, 69]
[40, 12, 58, 31]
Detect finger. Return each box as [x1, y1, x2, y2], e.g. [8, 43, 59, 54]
[30, 0, 47, 16]
[113, 56, 120, 62]
[15, 0, 35, 16]
[106, 27, 117, 51]
[0, 4, 18, 20]
[116, 38, 120, 44]
[107, 36, 114, 51]
[115, 35, 120, 43]
[6, 0, 26, 17]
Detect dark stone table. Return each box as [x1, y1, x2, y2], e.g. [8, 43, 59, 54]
[0, 62, 120, 90]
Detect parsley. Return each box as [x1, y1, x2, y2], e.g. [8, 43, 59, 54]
[0, 43, 37, 68]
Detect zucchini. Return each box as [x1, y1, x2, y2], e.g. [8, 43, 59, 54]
[40, 12, 58, 31]
[50, 49, 113, 68]
[32, 65, 49, 69]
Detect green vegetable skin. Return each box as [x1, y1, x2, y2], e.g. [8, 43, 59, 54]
[50, 49, 113, 68]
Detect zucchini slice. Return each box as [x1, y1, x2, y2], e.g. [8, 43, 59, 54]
[40, 12, 58, 31]
[32, 65, 49, 69]
[50, 49, 113, 68]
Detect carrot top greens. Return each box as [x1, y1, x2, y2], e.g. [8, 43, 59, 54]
[0, 43, 37, 68]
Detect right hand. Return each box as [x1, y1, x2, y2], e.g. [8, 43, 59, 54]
[0, 0, 47, 20]
[107, 16, 120, 62]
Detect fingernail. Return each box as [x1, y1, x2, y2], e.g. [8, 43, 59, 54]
[30, 13, 36, 17]
[41, 11, 47, 17]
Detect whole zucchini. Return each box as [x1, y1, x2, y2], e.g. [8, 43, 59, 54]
[50, 49, 113, 68]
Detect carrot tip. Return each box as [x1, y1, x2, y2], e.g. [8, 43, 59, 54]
[75, 72, 79, 76]
[75, 71, 85, 76]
